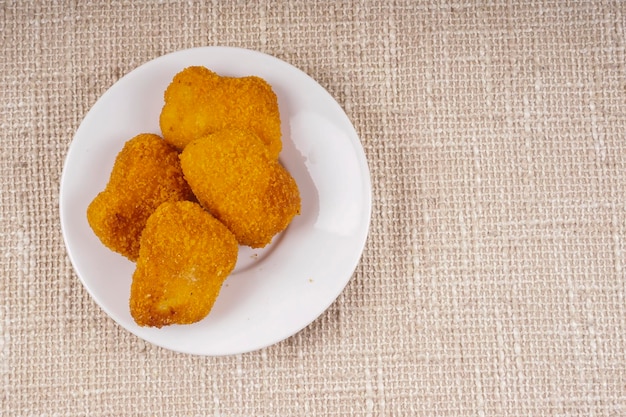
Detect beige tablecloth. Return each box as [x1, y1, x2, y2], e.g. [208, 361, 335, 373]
[2, 1, 625, 415]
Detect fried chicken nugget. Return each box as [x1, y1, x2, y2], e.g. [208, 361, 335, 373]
[180, 129, 301, 248]
[130, 201, 238, 327]
[87, 133, 194, 261]
[159, 66, 282, 158]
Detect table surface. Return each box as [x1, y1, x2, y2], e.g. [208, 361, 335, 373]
[2, 1, 625, 415]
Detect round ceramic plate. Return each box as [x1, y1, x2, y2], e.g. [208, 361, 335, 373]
[59, 46, 371, 356]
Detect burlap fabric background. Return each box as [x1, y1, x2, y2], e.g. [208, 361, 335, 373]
[2, 1, 625, 415]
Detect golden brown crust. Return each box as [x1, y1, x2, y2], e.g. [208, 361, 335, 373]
[86, 133, 193, 261]
[129, 201, 238, 327]
[180, 129, 301, 248]
[159, 66, 282, 158]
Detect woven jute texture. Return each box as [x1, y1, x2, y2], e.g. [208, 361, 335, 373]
[2, 1, 625, 415]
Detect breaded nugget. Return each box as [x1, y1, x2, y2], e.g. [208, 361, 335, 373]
[159, 66, 282, 158]
[87, 133, 194, 261]
[180, 129, 301, 248]
[130, 201, 238, 327]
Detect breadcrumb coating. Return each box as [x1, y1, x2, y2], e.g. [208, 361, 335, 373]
[86, 133, 194, 261]
[130, 201, 238, 327]
[180, 129, 301, 248]
[159, 66, 282, 158]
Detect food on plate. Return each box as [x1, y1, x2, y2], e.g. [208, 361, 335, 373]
[159, 66, 282, 158]
[180, 128, 301, 248]
[86, 133, 194, 261]
[130, 201, 238, 327]
[86, 65, 303, 326]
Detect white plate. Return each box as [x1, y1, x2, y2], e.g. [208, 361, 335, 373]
[59, 47, 371, 356]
